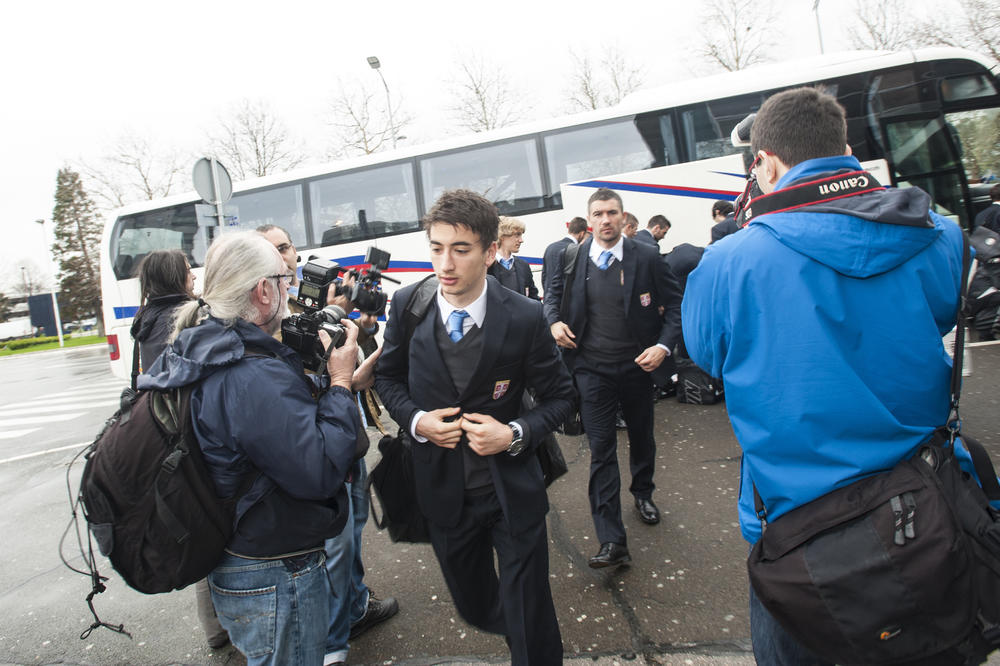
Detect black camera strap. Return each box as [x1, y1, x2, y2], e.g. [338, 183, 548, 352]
[742, 170, 883, 226]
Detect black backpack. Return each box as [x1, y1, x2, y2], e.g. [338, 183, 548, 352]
[79, 382, 255, 595]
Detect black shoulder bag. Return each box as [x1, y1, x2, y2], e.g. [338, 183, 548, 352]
[747, 232, 1000, 665]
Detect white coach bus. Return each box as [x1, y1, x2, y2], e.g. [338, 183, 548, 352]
[102, 47, 999, 378]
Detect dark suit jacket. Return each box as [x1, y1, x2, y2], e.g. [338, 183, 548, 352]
[488, 256, 539, 300]
[541, 237, 573, 295]
[662, 243, 705, 294]
[710, 214, 740, 244]
[975, 204, 1000, 234]
[634, 228, 658, 247]
[543, 237, 683, 368]
[375, 276, 574, 531]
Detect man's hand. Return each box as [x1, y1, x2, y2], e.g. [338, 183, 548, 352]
[549, 321, 577, 349]
[327, 273, 357, 312]
[635, 345, 667, 372]
[321, 319, 360, 389]
[351, 346, 382, 392]
[462, 413, 514, 456]
[358, 312, 378, 332]
[416, 406, 463, 448]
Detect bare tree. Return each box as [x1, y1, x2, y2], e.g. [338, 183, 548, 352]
[846, 0, 921, 50]
[450, 54, 523, 133]
[699, 0, 776, 72]
[10, 259, 48, 297]
[208, 99, 306, 180]
[915, 0, 1000, 62]
[79, 132, 188, 211]
[326, 79, 410, 158]
[566, 46, 644, 112]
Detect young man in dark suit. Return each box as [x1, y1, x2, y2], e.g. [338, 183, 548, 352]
[375, 189, 574, 665]
[488, 216, 539, 300]
[544, 188, 683, 568]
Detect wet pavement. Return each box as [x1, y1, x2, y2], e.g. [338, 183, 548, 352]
[2, 342, 1000, 664]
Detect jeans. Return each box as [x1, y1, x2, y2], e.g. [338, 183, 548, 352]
[209, 550, 329, 666]
[324, 458, 371, 660]
[749, 583, 834, 666]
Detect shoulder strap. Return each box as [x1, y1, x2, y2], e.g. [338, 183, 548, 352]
[563, 242, 581, 277]
[402, 275, 440, 341]
[130, 337, 140, 392]
[560, 242, 582, 317]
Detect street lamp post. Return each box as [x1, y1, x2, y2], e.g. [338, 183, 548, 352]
[813, 0, 825, 54]
[367, 56, 398, 149]
[35, 219, 64, 347]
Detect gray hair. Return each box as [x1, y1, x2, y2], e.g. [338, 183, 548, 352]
[172, 231, 283, 339]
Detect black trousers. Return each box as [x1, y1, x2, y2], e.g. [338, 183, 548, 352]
[575, 359, 656, 546]
[428, 489, 562, 665]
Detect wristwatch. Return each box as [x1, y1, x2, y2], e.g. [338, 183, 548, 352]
[506, 421, 526, 457]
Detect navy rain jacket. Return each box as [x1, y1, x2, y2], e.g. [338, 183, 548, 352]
[140, 315, 361, 557]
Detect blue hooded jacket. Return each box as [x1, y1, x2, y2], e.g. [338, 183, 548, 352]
[139, 315, 361, 557]
[682, 155, 967, 544]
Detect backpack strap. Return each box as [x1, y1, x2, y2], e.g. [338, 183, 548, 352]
[402, 275, 440, 340]
[560, 242, 582, 320]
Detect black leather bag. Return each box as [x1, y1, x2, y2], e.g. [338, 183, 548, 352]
[367, 429, 431, 544]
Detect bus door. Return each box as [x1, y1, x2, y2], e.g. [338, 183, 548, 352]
[880, 112, 973, 226]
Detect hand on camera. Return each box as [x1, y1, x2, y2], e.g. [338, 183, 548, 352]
[351, 346, 381, 392]
[320, 319, 359, 390]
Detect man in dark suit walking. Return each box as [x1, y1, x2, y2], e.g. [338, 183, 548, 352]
[541, 216, 588, 295]
[634, 215, 670, 248]
[544, 188, 683, 569]
[375, 189, 574, 665]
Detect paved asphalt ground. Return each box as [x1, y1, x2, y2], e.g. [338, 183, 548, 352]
[2, 342, 1000, 665]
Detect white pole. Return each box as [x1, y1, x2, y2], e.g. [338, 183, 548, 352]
[36, 219, 64, 347]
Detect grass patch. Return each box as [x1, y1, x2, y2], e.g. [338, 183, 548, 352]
[0, 334, 107, 357]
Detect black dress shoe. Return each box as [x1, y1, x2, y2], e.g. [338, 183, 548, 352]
[588, 542, 631, 568]
[635, 498, 661, 524]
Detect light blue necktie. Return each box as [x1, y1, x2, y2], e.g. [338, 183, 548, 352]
[597, 250, 614, 271]
[447, 310, 469, 342]
[499, 256, 513, 270]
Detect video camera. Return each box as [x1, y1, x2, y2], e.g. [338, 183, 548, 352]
[344, 247, 399, 317]
[281, 246, 398, 372]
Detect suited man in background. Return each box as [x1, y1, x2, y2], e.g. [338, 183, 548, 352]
[488, 216, 539, 300]
[635, 215, 670, 248]
[541, 216, 589, 295]
[375, 189, 574, 665]
[544, 187, 683, 569]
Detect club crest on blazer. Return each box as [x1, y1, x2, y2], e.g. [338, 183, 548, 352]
[493, 380, 511, 400]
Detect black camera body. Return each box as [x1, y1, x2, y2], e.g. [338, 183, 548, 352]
[280, 305, 348, 373]
[296, 260, 345, 312]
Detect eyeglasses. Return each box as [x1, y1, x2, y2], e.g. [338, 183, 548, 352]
[266, 274, 294, 286]
[276, 242, 294, 253]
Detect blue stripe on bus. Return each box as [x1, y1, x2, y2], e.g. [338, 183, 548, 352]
[114, 306, 140, 320]
[571, 179, 741, 201]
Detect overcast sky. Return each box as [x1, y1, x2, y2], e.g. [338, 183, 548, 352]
[0, 0, 869, 288]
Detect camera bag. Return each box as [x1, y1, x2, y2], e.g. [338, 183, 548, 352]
[675, 357, 724, 405]
[747, 232, 1000, 664]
